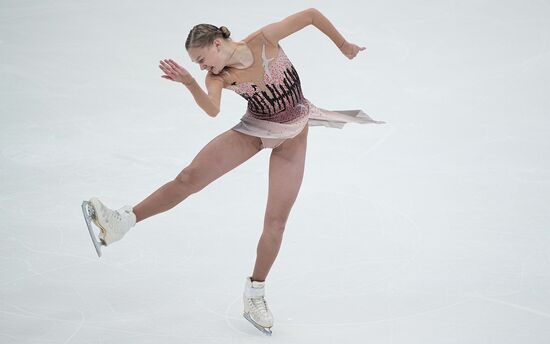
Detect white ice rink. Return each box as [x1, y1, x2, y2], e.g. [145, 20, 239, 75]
[1, 0, 549, 342]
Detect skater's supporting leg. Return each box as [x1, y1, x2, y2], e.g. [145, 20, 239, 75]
[132, 129, 262, 223]
[252, 124, 308, 282]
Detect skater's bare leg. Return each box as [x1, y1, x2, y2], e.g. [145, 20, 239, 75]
[132, 129, 262, 223]
[251, 124, 308, 282]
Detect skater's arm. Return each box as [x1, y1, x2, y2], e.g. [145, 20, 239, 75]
[311, 9, 366, 59]
[183, 80, 219, 117]
[310, 9, 348, 50]
[262, 8, 346, 50]
[184, 77, 221, 117]
[261, 8, 315, 45]
[159, 58, 219, 117]
[203, 72, 223, 116]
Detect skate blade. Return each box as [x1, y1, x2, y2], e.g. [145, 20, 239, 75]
[243, 313, 272, 336]
[81, 201, 104, 257]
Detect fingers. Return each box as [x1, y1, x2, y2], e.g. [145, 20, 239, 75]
[342, 43, 366, 60]
[163, 59, 177, 71]
[159, 59, 181, 81]
[168, 59, 182, 69]
[159, 60, 171, 74]
[159, 59, 176, 73]
[163, 59, 183, 72]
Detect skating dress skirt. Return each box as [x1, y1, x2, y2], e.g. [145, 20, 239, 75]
[215, 30, 385, 149]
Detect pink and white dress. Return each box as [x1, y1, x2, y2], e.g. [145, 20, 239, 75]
[215, 30, 385, 149]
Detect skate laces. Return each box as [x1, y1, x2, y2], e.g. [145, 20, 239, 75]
[99, 207, 128, 229]
[109, 207, 131, 223]
[249, 296, 269, 313]
[113, 211, 122, 221]
[104, 209, 122, 222]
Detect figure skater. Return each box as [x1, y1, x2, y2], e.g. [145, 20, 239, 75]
[81, 7, 384, 336]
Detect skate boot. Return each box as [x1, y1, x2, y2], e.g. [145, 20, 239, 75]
[243, 276, 274, 336]
[81, 197, 136, 257]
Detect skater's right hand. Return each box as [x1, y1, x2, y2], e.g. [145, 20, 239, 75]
[339, 41, 366, 60]
[159, 59, 195, 85]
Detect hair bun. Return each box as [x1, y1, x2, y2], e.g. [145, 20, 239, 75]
[219, 26, 231, 38]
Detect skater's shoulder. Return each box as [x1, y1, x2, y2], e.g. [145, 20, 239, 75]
[205, 70, 229, 88]
[242, 29, 278, 48]
[242, 29, 262, 44]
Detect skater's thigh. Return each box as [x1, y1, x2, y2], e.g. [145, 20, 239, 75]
[264, 124, 309, 227]
[178, 129, 262, 190]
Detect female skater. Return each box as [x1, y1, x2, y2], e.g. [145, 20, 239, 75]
[82, 7, 384, 335]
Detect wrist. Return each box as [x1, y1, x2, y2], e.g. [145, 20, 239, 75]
[338, 40, 346, 49]
[182, 78, 195, 86]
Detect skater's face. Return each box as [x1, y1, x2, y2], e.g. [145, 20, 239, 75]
[188, 39, 223, 74]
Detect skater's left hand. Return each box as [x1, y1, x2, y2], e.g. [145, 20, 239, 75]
[339, 41, 366, 60]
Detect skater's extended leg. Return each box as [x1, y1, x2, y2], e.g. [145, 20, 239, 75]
[252, 124, 308, 282]
[132, 129, 262, 223]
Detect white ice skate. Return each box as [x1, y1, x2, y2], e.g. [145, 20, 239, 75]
[81, 197, 136, 257]
[243, 276, 274, 336]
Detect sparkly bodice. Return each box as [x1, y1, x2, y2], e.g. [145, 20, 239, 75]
[220, 31, 308, 123]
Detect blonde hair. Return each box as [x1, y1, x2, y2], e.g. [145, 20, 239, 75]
[185, 24, 231, 50]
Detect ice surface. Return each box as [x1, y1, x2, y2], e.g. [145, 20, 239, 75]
[1, 0, 549, 343]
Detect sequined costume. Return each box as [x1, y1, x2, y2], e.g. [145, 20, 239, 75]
[215, 30, 384, 149]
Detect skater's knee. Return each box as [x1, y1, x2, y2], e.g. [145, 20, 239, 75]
[175, 166, 205, 194]
[263, 215, 286, 234]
